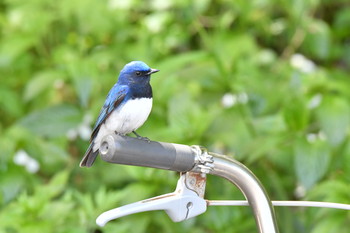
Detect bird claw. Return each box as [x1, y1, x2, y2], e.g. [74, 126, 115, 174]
[114, 131, 125, 136]
[132, 131, 150, 142]
[137, 136, 151, 142]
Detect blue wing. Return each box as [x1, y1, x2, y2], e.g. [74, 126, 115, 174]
[90, 84, 129, 142]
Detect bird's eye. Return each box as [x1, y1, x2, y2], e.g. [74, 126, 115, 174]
[136, 71, 141, 76]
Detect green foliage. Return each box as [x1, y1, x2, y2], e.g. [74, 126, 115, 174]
[1, 0, 350, 232]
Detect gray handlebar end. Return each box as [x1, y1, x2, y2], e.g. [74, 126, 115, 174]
[99, 134, 195, 172]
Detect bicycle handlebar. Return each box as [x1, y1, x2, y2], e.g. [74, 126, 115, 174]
[99, 134, 279, 233]
[99, 134, 195, 172]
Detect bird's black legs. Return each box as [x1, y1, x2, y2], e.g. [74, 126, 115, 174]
[132, 131, 150, 142]
[114, 131, 150, 142]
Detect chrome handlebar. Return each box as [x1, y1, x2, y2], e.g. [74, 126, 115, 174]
[98, 134, 279, 233]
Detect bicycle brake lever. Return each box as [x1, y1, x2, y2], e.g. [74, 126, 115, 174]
[96, 173, 207, 226]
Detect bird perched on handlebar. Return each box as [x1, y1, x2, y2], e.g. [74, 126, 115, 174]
[80, 61, 159, 167]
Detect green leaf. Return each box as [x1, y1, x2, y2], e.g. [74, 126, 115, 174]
[303, 20, 331, 60]
[19, 104, 82, 138]
[73, 77, 92, 108]
[0, 87, 23, 118]
[165, 92, 215, 142]
[316, 96, 350, 146]
[311, 215, 348, 233]
[283, 97, 309, 131]
[38, 140, 70, 175]
[0, 169, 26, 204]
[307, 179, 350, 204]
[156, 51, 209, 74]
[294, 137, 331, 190]
[253, 114, 286, 134]
[118, 183, 157, 204]
[38, 170, 69, 199]
[23, 71, 61, 102]
[0, 35, 36, 67]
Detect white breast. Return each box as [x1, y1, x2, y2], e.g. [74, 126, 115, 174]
[93, 98, 152, 151]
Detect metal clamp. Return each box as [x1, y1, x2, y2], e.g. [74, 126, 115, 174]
[191, 145, 214, 174]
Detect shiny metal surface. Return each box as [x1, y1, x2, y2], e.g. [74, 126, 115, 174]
[208, 153, 279, 233]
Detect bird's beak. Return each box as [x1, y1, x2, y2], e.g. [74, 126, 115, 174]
[147, 68, 160, 75]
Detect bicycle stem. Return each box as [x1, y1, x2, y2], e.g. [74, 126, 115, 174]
[99, 134, 279, 233]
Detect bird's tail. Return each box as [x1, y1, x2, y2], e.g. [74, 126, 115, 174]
[79, 143, 99, 167]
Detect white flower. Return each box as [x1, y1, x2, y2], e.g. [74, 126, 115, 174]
[26, 160, 40, 174]
[270, 20, 285, 35]
[66, 128, 78, 140]
[66, 113, 93, 141]
[150, 0, 172, 10]
[306, 131, 327, 143]
[83, 114, 93, 125]
[78, 124, 92, 141]
[221, 92, 249, 108]
[308, 94, 322, 109]
[221, 93, 237, 108]
[9, 10, 23, 27]
[144, 13, 168, 33]
[108, 0, 133, 10]
[257, 49, 275, 65]
[13, 150, 40, 173]
[306, 133, 317, 143]
[294, 183, 306, 199]
[13, 150, 28, 165]
[290, 54, 316, 74]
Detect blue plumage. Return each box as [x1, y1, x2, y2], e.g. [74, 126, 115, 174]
[80, 61, 159, 167]
[91, 85, 128, 140]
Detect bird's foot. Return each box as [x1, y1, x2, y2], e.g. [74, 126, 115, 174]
[132, 131, 150, 142]
[114, 131, 125, 136]
[138, 136, 151, 142]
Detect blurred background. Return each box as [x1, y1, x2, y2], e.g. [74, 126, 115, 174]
[1, 0, 350, 232]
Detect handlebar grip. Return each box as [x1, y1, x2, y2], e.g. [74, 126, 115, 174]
[99, 134, 195, 172]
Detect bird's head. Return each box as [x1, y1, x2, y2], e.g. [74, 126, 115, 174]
[118, 61, 159, 85]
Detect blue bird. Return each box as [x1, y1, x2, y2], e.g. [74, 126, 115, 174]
[80, 61, 159, 167]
